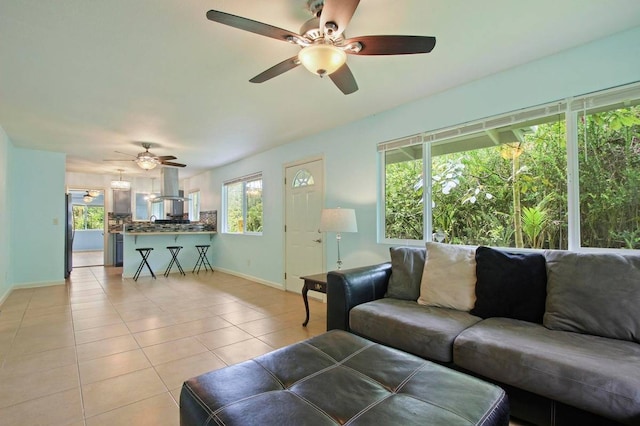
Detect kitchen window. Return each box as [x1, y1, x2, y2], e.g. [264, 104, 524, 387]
[188, 190, 200, 221]
[223, 173, 263, 234]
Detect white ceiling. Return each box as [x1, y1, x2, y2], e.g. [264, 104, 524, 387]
[1, 0, 639, 179]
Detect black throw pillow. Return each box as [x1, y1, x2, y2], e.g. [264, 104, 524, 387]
[471, 246, 547, 323]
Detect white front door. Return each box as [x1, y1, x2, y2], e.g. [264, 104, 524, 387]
[284, 159, 324, 293]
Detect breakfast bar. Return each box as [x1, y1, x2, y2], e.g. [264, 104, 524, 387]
[122, 222, 216, 279]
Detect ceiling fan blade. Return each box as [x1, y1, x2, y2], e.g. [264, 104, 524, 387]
[156, 155, 177, 161]
[114, 150, 136, 158]
[329, 63, 358, 95]
[161, 161, 186, 168]
[206, 10, 302, 43]
[343, 35, 436, 55]
[319, 0, 360, 38]
[249, 56, 300, 83]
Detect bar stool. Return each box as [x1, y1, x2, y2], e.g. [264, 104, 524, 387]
[193, 244, 213, 273]
[133, 248, 156, 281]
[164, 246, 185, 277]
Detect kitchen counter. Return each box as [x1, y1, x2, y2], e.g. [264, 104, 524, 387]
[122, 226, 216, 278]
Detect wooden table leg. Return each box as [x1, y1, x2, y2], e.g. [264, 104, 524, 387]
[302, 282, 310, 327]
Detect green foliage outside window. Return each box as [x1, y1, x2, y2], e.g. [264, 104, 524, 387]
[73, 205, 104, 230]
[384, 104, 640, 250]
[225, 177, 263, 234]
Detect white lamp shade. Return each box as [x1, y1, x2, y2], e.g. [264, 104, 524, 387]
[319, 208, 357, 233]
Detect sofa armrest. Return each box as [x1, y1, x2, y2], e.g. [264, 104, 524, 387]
[326, 263, 392, 331]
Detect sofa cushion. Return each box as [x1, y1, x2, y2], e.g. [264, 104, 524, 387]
[385, 246, 426, 300]
[544, 250, 640, 343]
[454, 317, 640, 424]
[470, 246, 547, 323]
[418, 242, 477, 311]
[349, 298, 482, 363]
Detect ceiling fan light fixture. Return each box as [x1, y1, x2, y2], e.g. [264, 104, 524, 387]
[135, 152, 160, 170]
[87, 189, 101, 197]
[298, 43, 346, 77]
[83, 192, 93, 203]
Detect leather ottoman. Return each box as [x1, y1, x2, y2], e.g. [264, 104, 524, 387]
[180, 330, 509, 425]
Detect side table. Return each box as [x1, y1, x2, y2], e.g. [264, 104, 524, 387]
[300, 273, 327, 327]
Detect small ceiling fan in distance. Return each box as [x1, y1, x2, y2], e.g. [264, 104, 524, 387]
[104, 142, 186, 170]
[206, 0, 436, 95]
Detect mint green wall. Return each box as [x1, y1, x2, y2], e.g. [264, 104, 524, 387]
[0, 127, 11, 302]
[185, 26, 640, 287]
[9, 147, 66, 286]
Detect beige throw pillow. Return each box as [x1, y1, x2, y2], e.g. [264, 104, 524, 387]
[417, 242, 477, 311]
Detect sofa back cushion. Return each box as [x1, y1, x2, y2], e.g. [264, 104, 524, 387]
[471, 246, 547, 323]
[418, 242, 477, 311]
[385, 247, 426, 300]
[544, 250, 640, 343]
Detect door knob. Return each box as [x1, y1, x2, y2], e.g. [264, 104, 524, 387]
[313, 238, 322, 243]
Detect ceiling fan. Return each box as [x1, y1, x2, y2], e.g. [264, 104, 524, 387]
[206, 0, 436, 95]
[104, 142, 186, 170]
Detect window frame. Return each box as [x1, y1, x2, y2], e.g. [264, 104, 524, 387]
[188, 190, 200, 222]
[222, 172, 263, 235]
[378, 82, 640, 252]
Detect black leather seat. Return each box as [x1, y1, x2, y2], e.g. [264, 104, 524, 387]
[180, 330, 509, 426]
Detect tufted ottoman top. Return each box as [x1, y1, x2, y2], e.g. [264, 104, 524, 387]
[180, 330, 508, 425]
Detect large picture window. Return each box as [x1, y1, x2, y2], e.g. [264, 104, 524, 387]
[223, 173, 263, 234]
[578, 102, 640, 249]
[379, 83, 640, 251]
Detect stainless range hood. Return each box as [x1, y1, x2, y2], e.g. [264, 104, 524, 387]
[151, 168, 190, 203]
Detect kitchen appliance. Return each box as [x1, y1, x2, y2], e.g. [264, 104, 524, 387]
[64, 193, 74, 278]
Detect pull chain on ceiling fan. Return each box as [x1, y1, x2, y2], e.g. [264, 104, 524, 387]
[206, 0, 436, 95]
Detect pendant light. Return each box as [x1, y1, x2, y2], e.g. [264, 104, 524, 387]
[111, 169, 131, 190]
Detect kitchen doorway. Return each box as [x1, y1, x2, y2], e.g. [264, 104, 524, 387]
[69, 188, 105, 267]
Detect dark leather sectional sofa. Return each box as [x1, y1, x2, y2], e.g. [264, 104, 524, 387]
[327, 245, 640, 426]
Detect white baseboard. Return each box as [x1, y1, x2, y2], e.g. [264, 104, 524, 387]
[213, 267, 284, 291]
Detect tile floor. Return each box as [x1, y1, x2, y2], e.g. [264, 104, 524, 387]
[0, 267, 327, 425]
[72, 251, 104, 268]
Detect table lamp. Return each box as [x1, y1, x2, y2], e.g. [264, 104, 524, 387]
[319, 208, 358, 270]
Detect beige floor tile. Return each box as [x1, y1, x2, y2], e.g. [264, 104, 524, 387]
[75, 322, 131, 345]
[236, 317, 291, 337]
[195, 326, 254, 350]
[126, 315, 177, 333]
[0, 388, 83, 426]
[23, 304, 71, 318]
[76, 334, 140, 362]
[0, 319, 20, 335]
[166, 307, 217, 323]
[258, 326, 319, 350]
[73, 312, 123, 331]
[212, 338, 274, 366]
[154, 351, 226, 389]
[142, 336, 209, 366]
[79, 349, 151, 384]
[82, 367, 167, 417]
[85, 392, 179, 426]
[134, 316, 231, 347]
[0, 363, 79, 409]
[207, 301, 252, 315]
[169, 387, 182, 405]
[9, 327, 75, 356]
[218, 307, 269, 325]
[1, 346, 77, 377]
